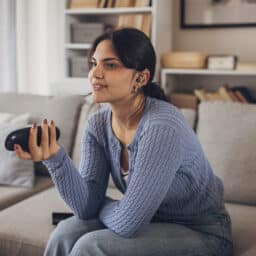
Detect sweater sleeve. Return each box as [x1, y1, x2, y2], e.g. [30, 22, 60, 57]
[99, 124, 183, 238]
[43, 126, 110, 219]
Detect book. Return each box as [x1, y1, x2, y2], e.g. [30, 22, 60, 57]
[141, 14, 152, 37]
[231, 86, 256, 103]
[114, 0, 134, 7]
[194, 87, 237, 103]
[233, 91, 248, 103]
[98, 0, 107, 8]
[194, 89, 208, 101]
[217, 86, 233, 102]
[69, 0, 100, 8]
[228, 90, 240, 102]
[134, 0, 150, 7]
[205, 92, 223, 101]
[107, 0, 115, 7]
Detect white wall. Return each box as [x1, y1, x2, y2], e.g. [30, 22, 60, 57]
[172, 0, 256, 62]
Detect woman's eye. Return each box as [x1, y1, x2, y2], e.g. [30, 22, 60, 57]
[89, 61, 97, 68]
[105, 63, 117, 69]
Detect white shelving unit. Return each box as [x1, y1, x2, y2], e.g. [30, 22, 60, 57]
[56, 0, 173, 95]
[161, 68, 256, 97]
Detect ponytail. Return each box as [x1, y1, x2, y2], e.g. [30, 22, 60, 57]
[141, 82, 169, 102]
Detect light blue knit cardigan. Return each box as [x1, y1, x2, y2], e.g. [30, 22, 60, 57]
[43, 97, 224, 238]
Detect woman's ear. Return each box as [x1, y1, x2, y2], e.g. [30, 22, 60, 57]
[136, 69, 150, 86]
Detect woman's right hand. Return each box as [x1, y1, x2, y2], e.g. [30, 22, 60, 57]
[14, 119, 60, 161]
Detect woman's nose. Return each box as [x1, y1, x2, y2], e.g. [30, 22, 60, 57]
[92, 64, 104, 79]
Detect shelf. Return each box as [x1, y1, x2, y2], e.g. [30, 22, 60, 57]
[65, 7, 152, 15]
[60, 0, 173, 94]
[161, 68, 256, 96]
[65, 43, 91, 49]
[162, 68, 256, 76]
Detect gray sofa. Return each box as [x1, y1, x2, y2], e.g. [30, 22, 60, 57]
[0, 92, 255, 255]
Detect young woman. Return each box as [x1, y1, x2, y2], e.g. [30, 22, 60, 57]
[15, 28, 233, 256]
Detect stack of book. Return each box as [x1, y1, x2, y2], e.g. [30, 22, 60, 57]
[194, 86, 256, 104]
[168, 86, 255, 110]
[68, 0, 150, 9]
[117, 14, 151, 37]
[68, 0, 151, 37]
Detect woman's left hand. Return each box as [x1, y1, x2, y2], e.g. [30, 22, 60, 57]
[14, 119, 60, 161]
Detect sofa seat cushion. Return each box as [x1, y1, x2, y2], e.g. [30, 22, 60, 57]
[0, 187, 69, 256]
[0, 186, 122, 256]
[0, 177, 53, 210]
[225, 203, 256, 256]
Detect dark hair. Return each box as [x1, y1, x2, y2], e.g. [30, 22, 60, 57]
[88, 28, 168, 102]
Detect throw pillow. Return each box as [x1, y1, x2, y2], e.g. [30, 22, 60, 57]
[197, 101, 256, 205]
[0, 112, 30, 125]
[0, 113, 34, 188]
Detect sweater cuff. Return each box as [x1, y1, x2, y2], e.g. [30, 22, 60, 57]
[42, 145, 66, 174]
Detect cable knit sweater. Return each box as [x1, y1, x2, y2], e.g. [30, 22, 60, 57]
[43, 96, 224, 238]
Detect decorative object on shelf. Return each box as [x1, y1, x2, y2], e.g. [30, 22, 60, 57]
[207, 55, 237, 70]
[161, 52, 206, 69]
[180, 0, 256, 29]
[71, 23, 105, 44]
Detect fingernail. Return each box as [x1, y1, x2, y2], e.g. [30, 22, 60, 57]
[14, 144, 19, 150]
[33, 123, 37, 129]
[43, 118, 48, 124]
[50, 120, 54, 125]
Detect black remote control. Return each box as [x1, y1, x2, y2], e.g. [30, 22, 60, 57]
[52, 212, 74, 225]
[5, 126, 60, 152]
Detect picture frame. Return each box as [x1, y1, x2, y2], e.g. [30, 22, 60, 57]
[180, 0, 256, 29]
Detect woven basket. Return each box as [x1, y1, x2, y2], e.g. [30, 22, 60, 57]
[161, 52, 206, 69]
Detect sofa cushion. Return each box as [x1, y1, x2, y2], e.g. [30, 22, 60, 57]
[0, 185, 122, 256]
[0, 176, 53, 210]
[0, 112, 30, 124]
[0, 114, 34, 188]
[225, 203, 256, 256]
[197, 101, 256, 205]
[0, 187, 69, 256]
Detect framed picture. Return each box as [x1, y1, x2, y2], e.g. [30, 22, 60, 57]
[180, 0, 256, 29]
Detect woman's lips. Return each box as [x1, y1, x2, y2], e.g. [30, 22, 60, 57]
[92, 84, 107, 91]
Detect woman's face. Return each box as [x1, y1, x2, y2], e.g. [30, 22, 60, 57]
[88, 40, 137, 104]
